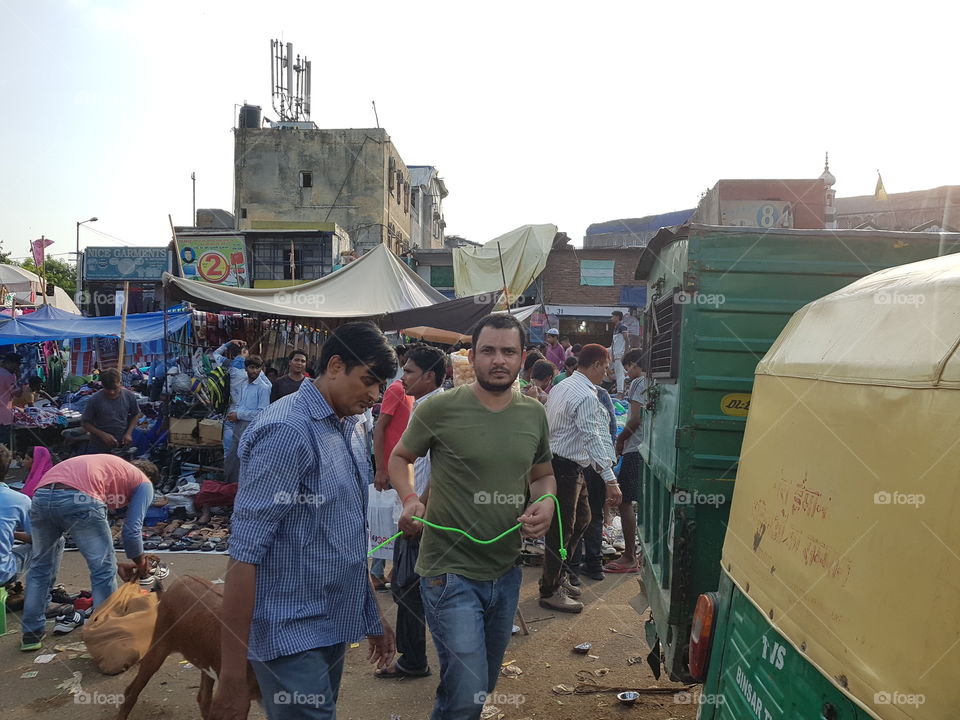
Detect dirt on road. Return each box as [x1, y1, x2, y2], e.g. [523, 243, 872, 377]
[2, 553, 697, 720]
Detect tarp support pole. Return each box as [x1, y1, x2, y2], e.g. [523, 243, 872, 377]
[118, 281, 129, 368]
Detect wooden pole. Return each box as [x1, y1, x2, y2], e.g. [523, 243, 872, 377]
[118, 281, 129, 368]
[496, 241, 510, 309]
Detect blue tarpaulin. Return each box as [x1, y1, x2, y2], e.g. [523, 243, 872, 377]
[0, 305, 192, 345]
[619, 286, 648, 307]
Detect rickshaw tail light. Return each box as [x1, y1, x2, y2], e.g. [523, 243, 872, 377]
[689, 592, 718, 681]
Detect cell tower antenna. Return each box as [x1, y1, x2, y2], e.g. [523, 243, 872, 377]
[270, 38, 312, 122]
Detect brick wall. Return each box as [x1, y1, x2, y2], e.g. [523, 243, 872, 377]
[541, 247, 645, 305]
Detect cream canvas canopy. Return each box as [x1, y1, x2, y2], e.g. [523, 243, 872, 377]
[164, 243, 446, 318]
[453, 224, 556, 300]
[723, 251, 960, 720]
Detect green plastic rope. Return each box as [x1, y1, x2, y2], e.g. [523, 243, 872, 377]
[368, 493, 566, 560]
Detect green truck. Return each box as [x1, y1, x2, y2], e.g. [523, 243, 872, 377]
[633, 224, 956, 682]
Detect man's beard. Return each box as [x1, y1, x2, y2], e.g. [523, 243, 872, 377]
[475, 370, 518, 393]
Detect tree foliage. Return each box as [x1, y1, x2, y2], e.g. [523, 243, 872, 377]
[19, 258, 77, 297]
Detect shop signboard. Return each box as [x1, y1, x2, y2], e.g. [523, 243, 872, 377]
[176, 236, 249, 288]
[84, 247, 169, 281]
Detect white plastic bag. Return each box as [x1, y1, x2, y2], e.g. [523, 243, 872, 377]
[367, 486, 400, 560]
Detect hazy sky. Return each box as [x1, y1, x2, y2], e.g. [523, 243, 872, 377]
[1, 0, 957, 262]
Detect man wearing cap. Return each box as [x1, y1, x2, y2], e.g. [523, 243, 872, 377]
[544, 329, 566, 370]
[0, 354, 23, 448]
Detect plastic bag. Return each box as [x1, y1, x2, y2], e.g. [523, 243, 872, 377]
[367, 486, 400, 560]
[83, 579, 158, 675]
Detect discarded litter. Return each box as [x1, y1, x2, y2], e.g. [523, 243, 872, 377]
[501, 665, 523, 677]
[501, 659, 516, 667]
[627, 655, 644, 665]
[350, 643, 360, 648]
[34, 653, 57, 664]
[552, 683, 575, 694]
[609, 627, 635, 638]
[21, 671, 39, 679]
[56, 671, 84, 696]
[479, 705, 503, 720]
[511, 625, 520, 634]
[573, 642, 592, 654]
[53, 642, 86, 652]
[617, 690, 640, 706]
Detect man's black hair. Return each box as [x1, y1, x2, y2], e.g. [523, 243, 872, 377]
[612, 310, 624, 320]
[564, 355, 578, 370]
[406, 345, 447, 389]
[318, 322, 397, 382]
[523, 351, 545, 372]
[622, 348, 645, 367]
[289, 349, 308, 361]
[530, 359, 556, 382]
[245, 355, 264, 369]
[395, 344, 409, 358]
[471, 313, 526, 351]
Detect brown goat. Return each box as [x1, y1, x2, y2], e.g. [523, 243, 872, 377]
[116, 575, 260, 719]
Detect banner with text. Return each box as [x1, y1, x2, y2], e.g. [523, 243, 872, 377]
[176, 236, 249, 288]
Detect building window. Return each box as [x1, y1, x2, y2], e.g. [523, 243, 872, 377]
[299, 171, 312, 188]
[579, 259, 615, 286]
[388, 157, 396, 194]
[430, 265, 454, 289]
[411, 189, 418, 211]
[240, 208, 247, 219]
[250, 238, 330, 282]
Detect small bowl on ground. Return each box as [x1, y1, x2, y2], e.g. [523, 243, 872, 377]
[617, 691, 639, 706]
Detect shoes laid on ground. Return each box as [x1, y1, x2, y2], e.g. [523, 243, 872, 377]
[20, 632, 44, 652]
[50, 584, 77, 605]
[53, 610, 85, 635]
[580, 568, 605, 581]
[562, 578, 582, 598]
[539, 587, 584, 614]
[601, 541, 619, 557]
[566, 571, 582, 587]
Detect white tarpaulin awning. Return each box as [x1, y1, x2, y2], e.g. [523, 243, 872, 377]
[164, 243, 446, 318]
[453, 224, 556, 300]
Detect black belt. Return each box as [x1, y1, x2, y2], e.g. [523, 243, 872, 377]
[553, 456, 582, 467]
[45, 483, 78, 490]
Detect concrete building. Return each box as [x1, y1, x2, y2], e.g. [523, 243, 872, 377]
[408, 166, 448, 249]
[835, 185, 960, 232]
[234, 125, 412, 254]
[539, 246, 645, 347]
[583, 209, 694, 249]
[691, 179, 827, 229]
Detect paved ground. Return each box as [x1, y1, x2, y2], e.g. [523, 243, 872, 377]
[1, 553, 697, 719]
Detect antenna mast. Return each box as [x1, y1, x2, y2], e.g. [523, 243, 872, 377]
[270, 39, 312, 122]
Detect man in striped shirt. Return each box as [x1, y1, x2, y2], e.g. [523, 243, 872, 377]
[540, 344, 622, 612]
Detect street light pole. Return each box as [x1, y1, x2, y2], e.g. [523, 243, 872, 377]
[75, 216, 98, 307]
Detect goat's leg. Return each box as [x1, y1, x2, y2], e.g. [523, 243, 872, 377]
[198, 673, 215, 720]
[116, 642, 170, 720]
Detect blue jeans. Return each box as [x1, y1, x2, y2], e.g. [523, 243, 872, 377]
[421, 566, 522, 720]
[22, 488, 115, 636]
[370, 558, 386, 579]
[251, 644, 346, 720]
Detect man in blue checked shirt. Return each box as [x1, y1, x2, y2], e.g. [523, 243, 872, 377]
[213, 323, 398, 720]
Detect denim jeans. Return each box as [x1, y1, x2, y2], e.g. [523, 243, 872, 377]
[421, 566, 522, 720]
[22, 488, 113, 636]
[252, 643, 346, 720]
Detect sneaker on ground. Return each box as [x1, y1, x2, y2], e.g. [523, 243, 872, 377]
[53, 610, 85, 635]
[139, 560, 170, 587]
[601, 541, 619, 556]
[50, 584, 77, 605]
[539, 587, 583, 613]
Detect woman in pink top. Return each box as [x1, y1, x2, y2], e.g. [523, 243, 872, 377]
[21, 446, 54, 498]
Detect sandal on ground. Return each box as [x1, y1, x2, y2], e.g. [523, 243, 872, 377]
[602, 562, 639, 574]
[374, 663, 431, 679]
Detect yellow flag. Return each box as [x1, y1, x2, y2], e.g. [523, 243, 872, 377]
[875, 173, 888, 201]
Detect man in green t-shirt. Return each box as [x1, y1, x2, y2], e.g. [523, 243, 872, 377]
[390, 313, 556, 720]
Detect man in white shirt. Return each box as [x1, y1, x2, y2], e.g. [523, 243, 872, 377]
[377, 345, 446, 679]
[610, 311, 630, 395]
[540, 344, 622, 612]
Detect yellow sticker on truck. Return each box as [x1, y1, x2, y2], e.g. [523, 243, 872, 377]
[721, 393, 751, 416]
